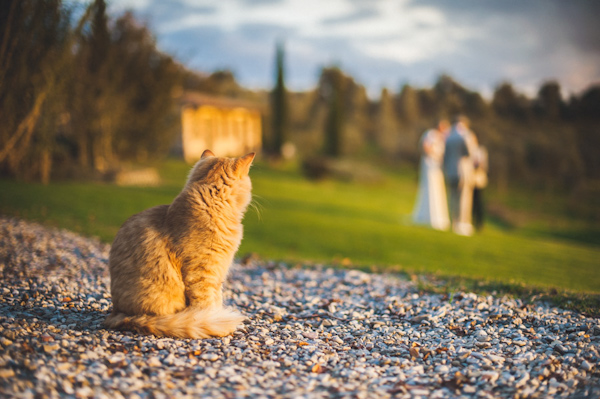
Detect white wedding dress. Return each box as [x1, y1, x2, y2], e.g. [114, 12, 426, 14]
[412, 130, 450, 231]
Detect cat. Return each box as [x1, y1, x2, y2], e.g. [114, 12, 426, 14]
[104, 150, 254, 339]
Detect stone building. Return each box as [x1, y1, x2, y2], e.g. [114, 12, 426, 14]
[179, 93, 262, 163]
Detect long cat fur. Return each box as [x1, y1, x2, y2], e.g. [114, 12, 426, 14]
[105, 150, 254, 339]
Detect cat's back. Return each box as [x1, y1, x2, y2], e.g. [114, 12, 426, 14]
[108, 204, 187, 317]
[109, 204, 170, 265]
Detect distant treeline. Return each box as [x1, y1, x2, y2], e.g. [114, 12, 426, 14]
[264, 68, 600, 194]
[189, 60, 600, 197]
[0, 0, 182, 183]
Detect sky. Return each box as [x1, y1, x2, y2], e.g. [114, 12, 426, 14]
[109, 0, 600, 98]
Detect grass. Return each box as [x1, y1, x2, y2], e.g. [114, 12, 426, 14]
[1, 159, 599, 312]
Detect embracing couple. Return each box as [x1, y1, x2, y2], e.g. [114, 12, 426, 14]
[413, 115, 487, 236]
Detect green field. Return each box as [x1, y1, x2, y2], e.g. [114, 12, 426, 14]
[1, 159, 599, 296]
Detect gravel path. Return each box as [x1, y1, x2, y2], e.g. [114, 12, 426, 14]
[0, 217, 599, 398]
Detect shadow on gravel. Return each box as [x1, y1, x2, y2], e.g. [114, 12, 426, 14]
[1, 275, 112, 334]
[2, 301, 110, 334]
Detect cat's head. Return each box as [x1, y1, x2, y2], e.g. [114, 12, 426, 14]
[186, 150, 255, 209]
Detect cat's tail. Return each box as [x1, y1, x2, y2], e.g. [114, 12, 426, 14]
[104, 307, 245, 339]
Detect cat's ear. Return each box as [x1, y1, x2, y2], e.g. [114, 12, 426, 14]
[201, 149, 215, 159]
[233, 152, 255, 176]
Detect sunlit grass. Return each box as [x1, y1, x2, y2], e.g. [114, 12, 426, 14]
[240, 163, 599, 293]
[1, 158, 598, 294]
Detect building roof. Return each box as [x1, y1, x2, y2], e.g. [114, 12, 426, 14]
[180, 92, 263, 111]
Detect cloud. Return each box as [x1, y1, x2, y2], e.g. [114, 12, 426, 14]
[111, 0, 152, 11]
[110, 0, 600, 96]
[321, 7, 380, 26]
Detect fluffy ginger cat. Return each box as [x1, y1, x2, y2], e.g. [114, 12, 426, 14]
[105, 150, 254, 339]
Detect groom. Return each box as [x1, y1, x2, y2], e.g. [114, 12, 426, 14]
[443, 115, 475, 236]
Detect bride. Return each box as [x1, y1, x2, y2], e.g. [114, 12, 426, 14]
[412, 120, 450, 231]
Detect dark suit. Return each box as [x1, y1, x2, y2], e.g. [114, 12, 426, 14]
[443, 127, 470, 228]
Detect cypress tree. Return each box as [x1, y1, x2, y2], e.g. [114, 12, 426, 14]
[324, 69, 344, 157]
[270, 41, 287, 156]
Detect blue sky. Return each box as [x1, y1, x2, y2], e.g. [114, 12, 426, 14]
[109, 0, 600, 98]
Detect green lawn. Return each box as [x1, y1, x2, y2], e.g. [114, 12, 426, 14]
[1, 159, 599, 294]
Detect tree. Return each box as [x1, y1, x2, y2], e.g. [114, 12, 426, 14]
[105, 12, 182, 162]
[396, 84, 420, 125]
[322, 68, 344, 157]
[86, 0, 112, 171]
[0, 1, 182, 182]
[573, 86, 600, 179]
[576, 85, 600, 120]
[270, 42, 288, 156]
[0, 0, 81, 182]
[535, 81, 563, 120]
[492, 83, 518, 117]
[434, 75, 466, 117]
[375, 88, 400, 157]
[343, 83, 369, 155]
